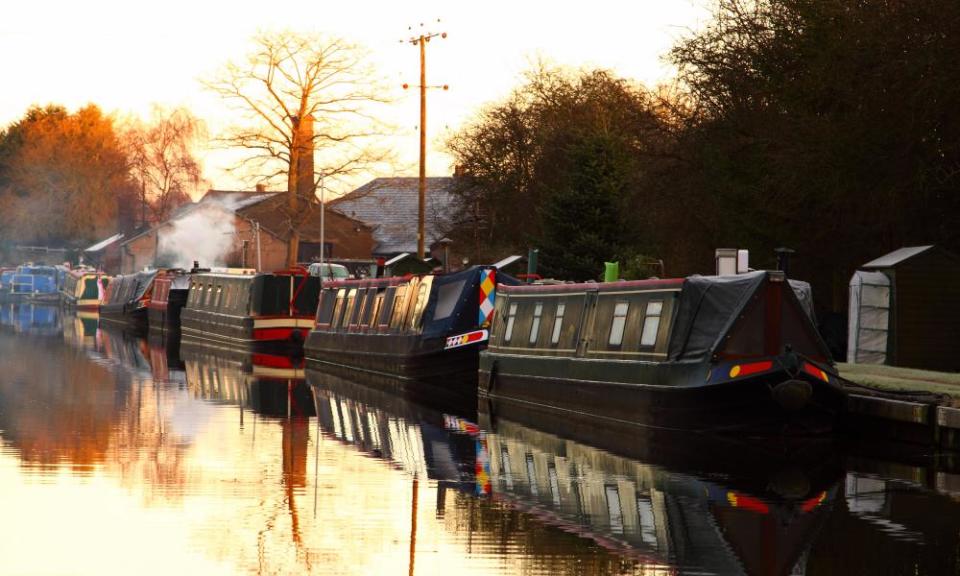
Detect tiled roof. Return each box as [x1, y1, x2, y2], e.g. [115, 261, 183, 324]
[329, 177, 458, 254]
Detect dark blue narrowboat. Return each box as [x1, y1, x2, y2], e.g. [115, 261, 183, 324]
[303, 266, 515, 387]
[0, 265, 60, 303]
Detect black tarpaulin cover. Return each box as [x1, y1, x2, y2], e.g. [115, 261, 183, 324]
[132, 270, 159, 302]
[668, 271, 831, 364]
[668, 271, 767, 363]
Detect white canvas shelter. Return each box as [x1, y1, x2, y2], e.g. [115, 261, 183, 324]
[847, 270, 891, 364]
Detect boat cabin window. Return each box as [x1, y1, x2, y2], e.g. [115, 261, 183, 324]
[405, 280, 428, 330]
[608, 302, 630, 346]
[368, 291, 384, 328]
[343, 288, 358, 327]
[215, 286, 223, 309]
[360, 289, 377, 327]
[640, 301, 663, 347]
[433, 279, 466, 321]
[330, 289, 347, 328]
[205, 284, 214, 307]
[529, 302, 543, 344]
[378, 287, 397, 328]
[316, 289, 337, 325]
[551, 303, 565, 345]
[388, 285, 406, 329]
[504, 302, 518, 342]
[348, 288, 366, 327]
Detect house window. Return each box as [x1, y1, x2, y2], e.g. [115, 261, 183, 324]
[504, 302, 518, 342]
[609, 302, 629, 346]
[529, 302, 543, 345]
[551, 302, 565, 345]
[640, 301, 663, 347]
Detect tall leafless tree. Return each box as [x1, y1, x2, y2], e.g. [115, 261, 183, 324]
[206, 31, 392, 267]
[122, 106, 205, 226]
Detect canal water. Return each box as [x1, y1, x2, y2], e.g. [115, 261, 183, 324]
[1, 303, 958, 576]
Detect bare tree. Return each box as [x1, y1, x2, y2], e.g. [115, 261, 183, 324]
[122, 106, 205, 225]
[206, 30, 392, 267]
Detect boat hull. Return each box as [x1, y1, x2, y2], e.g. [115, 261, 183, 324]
[180, 309, 312, 351]
[304, 330, 482, 384]
[479, 354, 846, 435]
[98, 304, 148, 333]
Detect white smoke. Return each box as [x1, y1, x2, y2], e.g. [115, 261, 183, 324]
[155, 198, 242, 270]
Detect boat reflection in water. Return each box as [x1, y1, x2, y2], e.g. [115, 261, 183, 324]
[307, 369, 842, 576]
[180, 342, 313, 418]
[0, 303, 61, 336]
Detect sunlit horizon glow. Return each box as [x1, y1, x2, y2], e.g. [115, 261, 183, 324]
[0, 0, 708, 195]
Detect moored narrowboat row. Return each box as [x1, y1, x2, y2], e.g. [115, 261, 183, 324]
[479, 270, 847, 434]
[303, 266, 514, 387]
[179, 268, 320, 349]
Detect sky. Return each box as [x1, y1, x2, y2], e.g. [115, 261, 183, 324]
[0, 0, 709, 195]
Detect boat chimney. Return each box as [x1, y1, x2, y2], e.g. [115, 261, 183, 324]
[526, 248, 539, 283]
[775, 247, 795, 277]
[603, 261, 619, 282]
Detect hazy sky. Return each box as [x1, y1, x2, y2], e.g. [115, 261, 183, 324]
[0, 0, 708, 194]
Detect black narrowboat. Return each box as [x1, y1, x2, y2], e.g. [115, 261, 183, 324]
[479, 270, 846, 434]
[99, 270, 158, 331]
[303, 266, 512, 387]
[179, 269, 320, 349]
[147, 269, 192, 334]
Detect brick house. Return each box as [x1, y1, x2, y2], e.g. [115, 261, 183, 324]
[118, 189, 374, 274]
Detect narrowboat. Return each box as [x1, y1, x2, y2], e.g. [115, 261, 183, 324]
[0, 265, 60, 302]
[61, 267, 109, 310]
[303, 266, 515, 387]
[98, 269, 158, 331]
[147, 269, 192, 334]
[179, 269, 320, 349]
[479, 270, 847, 434]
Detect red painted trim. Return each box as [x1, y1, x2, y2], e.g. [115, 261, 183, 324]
[738, 360, 774, 377]
[253, 327, 310, 341]
[802, 362, 830, 382]
[323, 275, 413, 289]
[728, 492, 770, 514]
[254, 314, 314, 321]
[499, 278, 685, 294]
[252, 353, 302, 369]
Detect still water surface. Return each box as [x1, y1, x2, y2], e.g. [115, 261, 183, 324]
[0, 303, 958, 575]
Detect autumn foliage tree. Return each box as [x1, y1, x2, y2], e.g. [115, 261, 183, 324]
[206, 30, 391, 267]
[0, 104, 132, 246]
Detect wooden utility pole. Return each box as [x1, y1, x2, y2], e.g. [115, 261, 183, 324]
[404, 23, 447, 259]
